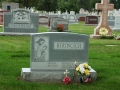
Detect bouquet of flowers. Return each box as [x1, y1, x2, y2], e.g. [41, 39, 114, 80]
[56, 24, 64, 32]
[99, 27, 108, 36]
[75, 62, 92, 83]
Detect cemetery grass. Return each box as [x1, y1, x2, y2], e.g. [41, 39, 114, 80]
[0, 23, 120, 90]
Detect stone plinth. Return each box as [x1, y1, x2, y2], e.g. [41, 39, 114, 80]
[90, 34, 113, 39]
[21, 68, 97, 83]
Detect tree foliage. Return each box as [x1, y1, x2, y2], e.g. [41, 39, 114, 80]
[110, 0, 120, 10]
[58, 0, 80, 13]
[0, 0, 120, 13]
[36, 0, 58, 12]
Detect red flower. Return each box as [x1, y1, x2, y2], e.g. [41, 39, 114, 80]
[57, 24, 64, 31]
[63, 76, 71, 84]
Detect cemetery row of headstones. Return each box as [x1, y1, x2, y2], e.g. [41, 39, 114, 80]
[0, 2, 101, 83]
[0, 11, 87, 26]
[0, 8, 97, 83]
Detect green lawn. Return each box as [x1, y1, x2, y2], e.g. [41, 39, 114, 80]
[0, 22, 120, 90]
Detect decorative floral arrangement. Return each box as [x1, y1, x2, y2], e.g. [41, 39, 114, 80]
[74, 61, 92, 83]
[63, 69, 71, 84]
[99, 27, 108, 36]
[115, 35, 120, 40]
[57, 24, 64, 32]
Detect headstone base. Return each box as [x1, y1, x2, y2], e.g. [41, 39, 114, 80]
[0, 32, 34, 36]
[21, 68, 97, 83]
[112, 28, 120, 31]
[90, 34, 113, 39]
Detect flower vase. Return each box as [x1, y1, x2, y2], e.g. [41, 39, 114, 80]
[80, 75, 92, 83]
[80, 76, 84, 84]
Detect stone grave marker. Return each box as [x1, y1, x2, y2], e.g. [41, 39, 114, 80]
[113, 16, 120, 30]
[108, 16, 115, 28]
[70, 11, 75, 15]
[85, 16, 98, 25]
[78, 16, 85, 22]
[68, 14, 78, 23]
[0, 13, 3, 25]
[47, 17, 60, 28]
[21, 32, 97, 82]
[49, 18, 70, 32]
[4, 8, 39, 33]
[46, 14, 59, 18]
[0, 10, 10, 26]
[90, 0, 114, 38]
[76, 14, 86, 21]
[60, 15, 68, 19]
[39, 16, 49, 26]
[2, 2, 19, 11]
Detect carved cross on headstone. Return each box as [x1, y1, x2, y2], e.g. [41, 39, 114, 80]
[94, 0, 114, 35]
[64, 69, 69, 76]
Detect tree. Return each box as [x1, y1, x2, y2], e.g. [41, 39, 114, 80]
[58, 0, 86, 13]
[36, 0, 58, 12]
[90, 0, 101, 11]
[110, 0, 120, 10]
[78, 0, 92, 12]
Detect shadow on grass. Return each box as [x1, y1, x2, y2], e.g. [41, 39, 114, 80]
[11, 54, 30, 58]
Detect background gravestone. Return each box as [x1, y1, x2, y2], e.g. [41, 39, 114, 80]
[60, 15, 68, 19]
[2, 2, 19, 11]
[49, 18, 70, 32]
[85, 16, 98, 25]
[108, 16, 115, 28]
[39, 16, 49, 26]
[0, 13, 3, 25]
[90, 0, 114, 38]
[113, 16, 120, 31]
[68, 14, 78, 24]
[4, 8, 39, 33]
[21, 32, 97, 83]
[76, 14, 86, 21]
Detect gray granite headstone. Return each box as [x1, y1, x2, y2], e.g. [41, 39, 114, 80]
[108, 16, 115, 28]
[4, 8, 39, 33]
[2, 2, 19, 11]
[68, 14, 78, 23]
[46, 15, 59, 18]
[21, 32, 97, 83]
[113, 16, 120, 30]
[60, 15, 68, 19]
[49, 18, 70, 32]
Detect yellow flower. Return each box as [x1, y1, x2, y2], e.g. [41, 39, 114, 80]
[84, 69, 90, 75]
[99, 27, 108, 36]
[83, 63, 88, 68]
[76, 66, 80, 71]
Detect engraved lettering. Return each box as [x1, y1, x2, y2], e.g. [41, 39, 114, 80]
[54, 42, 84, 50]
